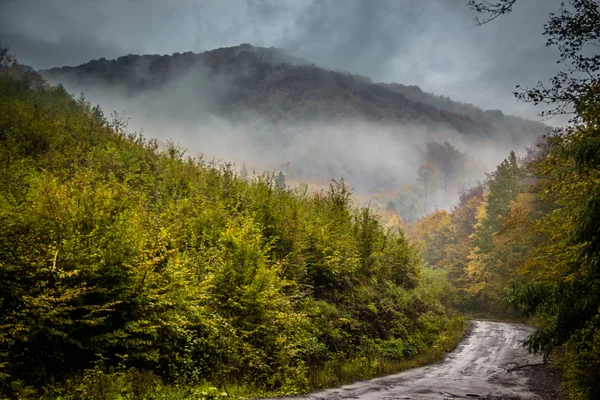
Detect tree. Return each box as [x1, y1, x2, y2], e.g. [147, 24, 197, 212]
[417, 141, 466, 213]
[0, 43, 15, 72]
[452, 185, 485, 240]
[443, 185, 486, 307]
[275, 170, 286, 189]
[408, 210, 455, 267]
[465, 153, 523, 308]
[469, 0, 600, 120]
[426, 141, 465, 204]
[469, 1, 600, 397]
[468, 0, 517, 25]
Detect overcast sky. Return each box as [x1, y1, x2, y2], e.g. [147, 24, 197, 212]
[0, 0, 565, 120]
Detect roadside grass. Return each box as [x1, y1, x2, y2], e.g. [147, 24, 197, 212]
[30, 316, 467, 400]
[306, 315, 467, 391]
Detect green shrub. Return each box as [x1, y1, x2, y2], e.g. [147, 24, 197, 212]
[0, 57, 457, 398]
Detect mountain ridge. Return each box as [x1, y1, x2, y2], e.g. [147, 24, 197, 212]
[40, 44, 548, 139]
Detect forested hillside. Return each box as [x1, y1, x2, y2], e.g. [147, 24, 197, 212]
[384, 83, 548, 143]
[0, 48, 463, 399]
[4, 0, 600, 397]
[3, 0, 595, 398]
[42, 44, 546, 136]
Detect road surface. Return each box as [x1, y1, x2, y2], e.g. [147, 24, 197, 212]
[294, 321, 546, 400]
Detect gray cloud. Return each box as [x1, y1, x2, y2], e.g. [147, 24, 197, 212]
[0, 0, 565, 120]
[0, 31, 127, 70]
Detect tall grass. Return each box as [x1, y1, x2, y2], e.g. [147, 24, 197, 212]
[307, 316, 466, 390]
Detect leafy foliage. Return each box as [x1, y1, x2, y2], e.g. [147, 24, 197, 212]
[0, 46, 457, 398]
[412, 1, 600, 398]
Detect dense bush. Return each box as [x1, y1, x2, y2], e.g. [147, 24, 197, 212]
[0, 61, 457, 398]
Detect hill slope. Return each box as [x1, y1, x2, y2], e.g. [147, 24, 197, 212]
[39, 44, 550, 216]
[41, 44, 547, 138]
[0, 58, 463, 399]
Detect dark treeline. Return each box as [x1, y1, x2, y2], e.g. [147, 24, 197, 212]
[42, 43, 546, 137]
[384, 82, 547, 144]
[0, 48, 462, 399]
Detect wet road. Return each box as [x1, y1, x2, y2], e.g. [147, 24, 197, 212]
[296, 321, 544, 400]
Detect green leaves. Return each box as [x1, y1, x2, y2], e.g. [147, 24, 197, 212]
[0, 62, 452, 398]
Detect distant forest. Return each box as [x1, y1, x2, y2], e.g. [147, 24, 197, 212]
[42, 44, 548, 139]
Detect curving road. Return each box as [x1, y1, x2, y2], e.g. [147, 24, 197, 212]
[295, 321, 546, 400]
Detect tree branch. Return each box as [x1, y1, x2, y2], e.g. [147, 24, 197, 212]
[468, 0, 518, 25]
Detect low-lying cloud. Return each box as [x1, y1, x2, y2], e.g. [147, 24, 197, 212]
[1, 0, 566, 121]
[46, 60, 539, 215]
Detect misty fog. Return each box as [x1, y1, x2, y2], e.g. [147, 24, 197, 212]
[42, 54, 544, 220]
